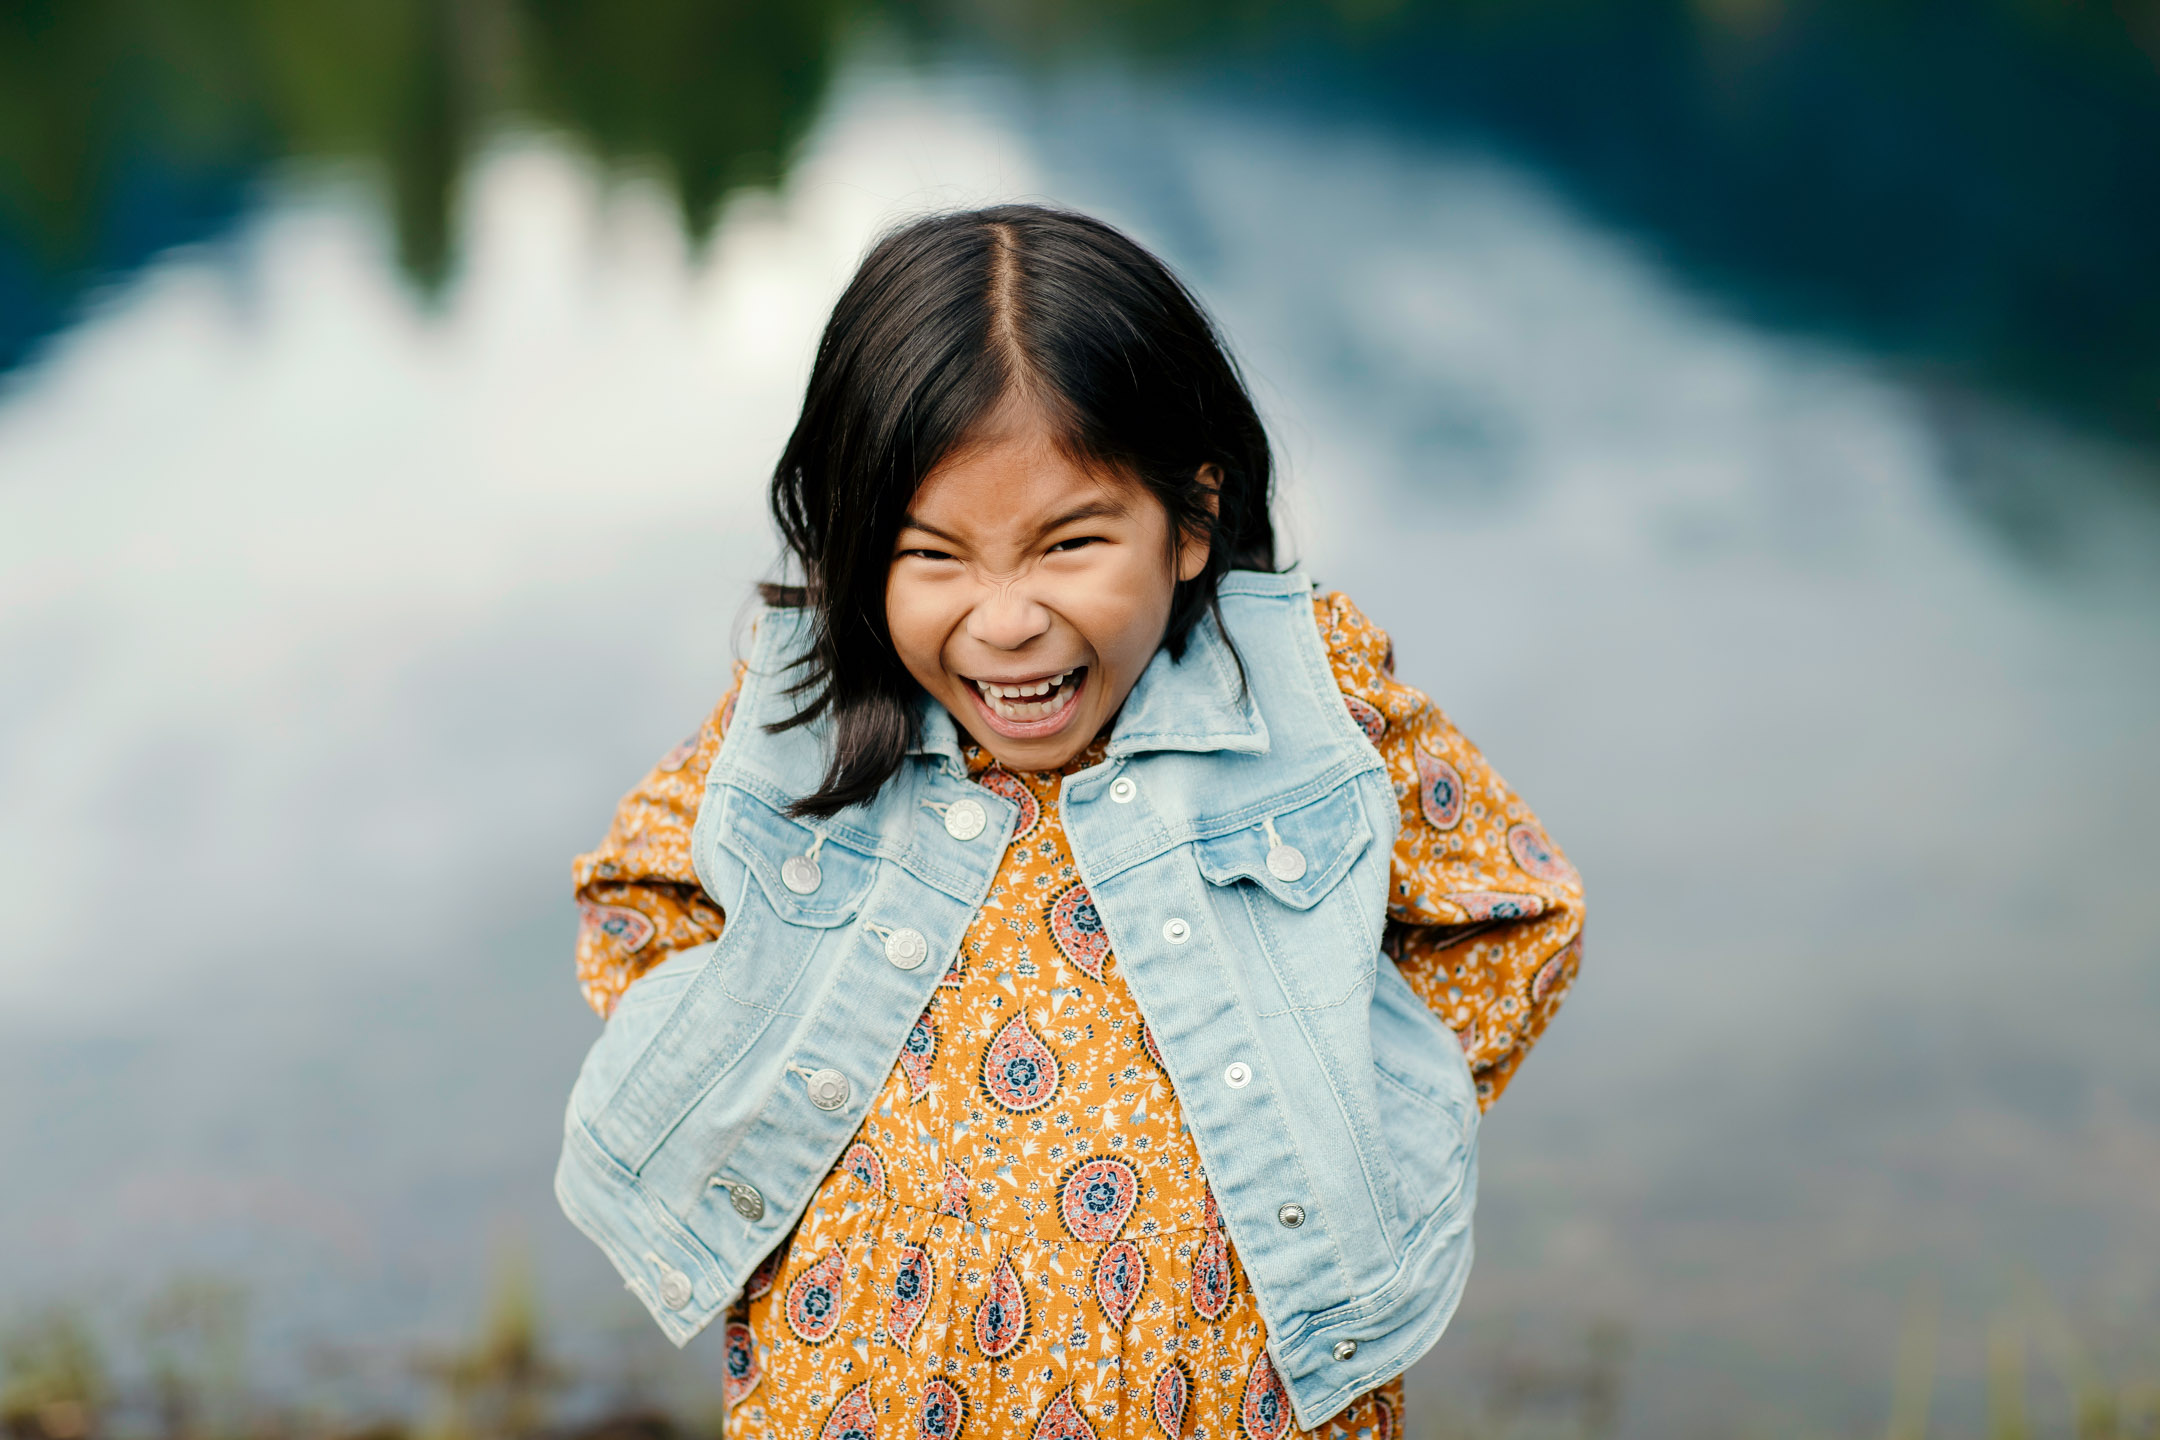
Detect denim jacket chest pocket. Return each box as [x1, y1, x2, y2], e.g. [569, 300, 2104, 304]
[688, 786, 880, 1021]
[718, 787, 879, 927]
[1191, 781, 1379, 1010]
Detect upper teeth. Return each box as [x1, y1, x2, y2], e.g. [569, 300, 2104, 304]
[978, 670, 1072, 699]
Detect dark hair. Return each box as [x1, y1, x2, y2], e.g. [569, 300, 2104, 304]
[764, 204, 1276, 817]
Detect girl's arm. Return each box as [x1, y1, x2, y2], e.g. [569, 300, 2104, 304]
[1316, 593, 1587, 1110]
[570, 663, 746, 1017]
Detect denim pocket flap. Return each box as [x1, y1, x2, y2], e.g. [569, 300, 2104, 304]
[1192, 783, 1373, 911]
[717, 787, 877, 928]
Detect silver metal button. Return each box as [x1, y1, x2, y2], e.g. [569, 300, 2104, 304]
[1266, 843, 1309, 882]
[727, 1182, 765, 1221]
[1109, 776, 1137, 804]
[943, 797, 988, 841]
[1333, 1339, 1358, 1362]
[1277, 1203, 1306, 1229]
[805, 1067, 851, 1110]
[1224, 1061, 1252, 1088]
[883, 926, 929, 970]
[1162, 918, 1190, 944]
[656, 1264, 693, 1310]
[781, 855, 822, 894]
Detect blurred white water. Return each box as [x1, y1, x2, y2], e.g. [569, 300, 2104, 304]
[3, 55, 2157, 1437]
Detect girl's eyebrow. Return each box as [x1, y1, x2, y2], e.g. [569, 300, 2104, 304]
[896, 499, 1130, 546]
[897, 516, 963, 544]
[1038, 499, 1130, 533]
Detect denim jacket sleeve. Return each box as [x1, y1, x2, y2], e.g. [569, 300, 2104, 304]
[570, 660, 746, 1017]
[1314, 592, 1586, 1109]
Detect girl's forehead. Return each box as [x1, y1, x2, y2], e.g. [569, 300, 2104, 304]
[905, 434, 1150, 539]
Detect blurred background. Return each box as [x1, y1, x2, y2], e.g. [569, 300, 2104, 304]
[3, 1, 2159, 1437]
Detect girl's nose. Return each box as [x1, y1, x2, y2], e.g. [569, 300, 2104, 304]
[966, 580, 1053, 651]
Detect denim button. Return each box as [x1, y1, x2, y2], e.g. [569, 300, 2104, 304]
[727, 1182, 766, 1221]
[884, 927, 929, 969]
[656, 1264, 693, 1310]
[1333, 1339, 1358, 1362]
[1162, 917, 1190, 944]
[1109, 776, 1137, 804]
[1224, 1062, 1252, 1088]
[805, 1068, 851, 1110]
[781, 855, 822, 894]
[1277, 1203, 1306, 1228]
[943, 797, 988, 840]
[1266, 843, 1308, 882]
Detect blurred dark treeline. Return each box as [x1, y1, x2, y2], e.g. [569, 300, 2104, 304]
[0, 0, 2156, 441]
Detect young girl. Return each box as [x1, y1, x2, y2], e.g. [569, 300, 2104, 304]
[559, 207, 1583, 1440]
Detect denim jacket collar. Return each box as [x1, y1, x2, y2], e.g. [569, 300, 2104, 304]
[905, 606, 1270, 764]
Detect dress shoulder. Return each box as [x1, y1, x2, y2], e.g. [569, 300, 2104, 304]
[570, 660, 746, 1016]
[1310, 591, 1586, 1109]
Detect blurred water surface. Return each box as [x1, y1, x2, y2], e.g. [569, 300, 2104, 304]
[3, 5, 2159, 1436]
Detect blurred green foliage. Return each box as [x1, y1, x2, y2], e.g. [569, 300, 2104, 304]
[1, 1307, 106, 1440]
[0, 0, 2156, 432]
[0, 0, 849, 294]
[4, 1262, 2160, 1440]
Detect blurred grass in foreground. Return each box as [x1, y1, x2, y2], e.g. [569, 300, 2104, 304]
[6, 1261, 2160, 1440]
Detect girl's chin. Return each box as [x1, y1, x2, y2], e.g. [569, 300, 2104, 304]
[963, 669, 1090, 743]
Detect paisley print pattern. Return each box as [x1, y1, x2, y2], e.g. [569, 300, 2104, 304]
[656, 725, 704, 773]
[819, 1385, 877, 1440]
[888, 1243, 934, 1350]
[974, 1254, 1029, 1358]
[899, 1011, 937, 1101]
[915, 1378, 967, 1440]
[1031, 1388, 1099, 1440]
[1046, 882, 1112, 982]
[1533, 935, 1583, 1005]
[722, 1321, 761, 1408]
[980, 1012, 1060, 1113]
[1344, 692, 1387, 743]
[975, 765, 1040, 842]
[1151, 1360, 1191, 1438]
[1507, 822, 1579, 886]
[1445, 890, 1547, 922]
[840, 1141, 887, 1195]
[1140, 1021, 1167, 1074]
[1238, 1353, 1294, 1440]
[1093, 1239, 1147, 1329]
[784, 1245, 845, 1344]
[577, 901, 653, 954]
[1191, 1230, 1234, 1320]
[573, 594, 1577, 1436]
[1059, 1156, 1139, 1243]
[1415, 745, 1465, 830]
[936, 1159, 971, 1218]
[744, 1247, 782, 1301]
[1373, 1389, 1400, 1440]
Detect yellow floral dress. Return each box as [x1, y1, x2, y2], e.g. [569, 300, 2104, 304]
[572, 593, 1585, 1438]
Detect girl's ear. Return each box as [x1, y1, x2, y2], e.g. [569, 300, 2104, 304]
[1177, 464, 1220, 582]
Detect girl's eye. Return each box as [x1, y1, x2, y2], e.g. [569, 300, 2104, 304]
[1047, 535, 1105, 554]
[899, 547, 955, 562]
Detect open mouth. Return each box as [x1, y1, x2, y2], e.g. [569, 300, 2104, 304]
[967, 666, 1087, 737]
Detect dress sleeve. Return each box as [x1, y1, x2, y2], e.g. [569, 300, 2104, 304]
[1314, 593, 1586, 1109]
[570, 661, 746, 1017]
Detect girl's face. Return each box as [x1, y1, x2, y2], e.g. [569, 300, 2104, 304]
[887, 407, 1210, 773]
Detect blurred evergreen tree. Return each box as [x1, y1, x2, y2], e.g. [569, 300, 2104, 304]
[515, 0, 846, 243]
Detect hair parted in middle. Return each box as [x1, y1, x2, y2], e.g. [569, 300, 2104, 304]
[764, 203, 1277, 817]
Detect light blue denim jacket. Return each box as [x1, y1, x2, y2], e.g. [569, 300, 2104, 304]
[554, 569, 1479, 1428]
